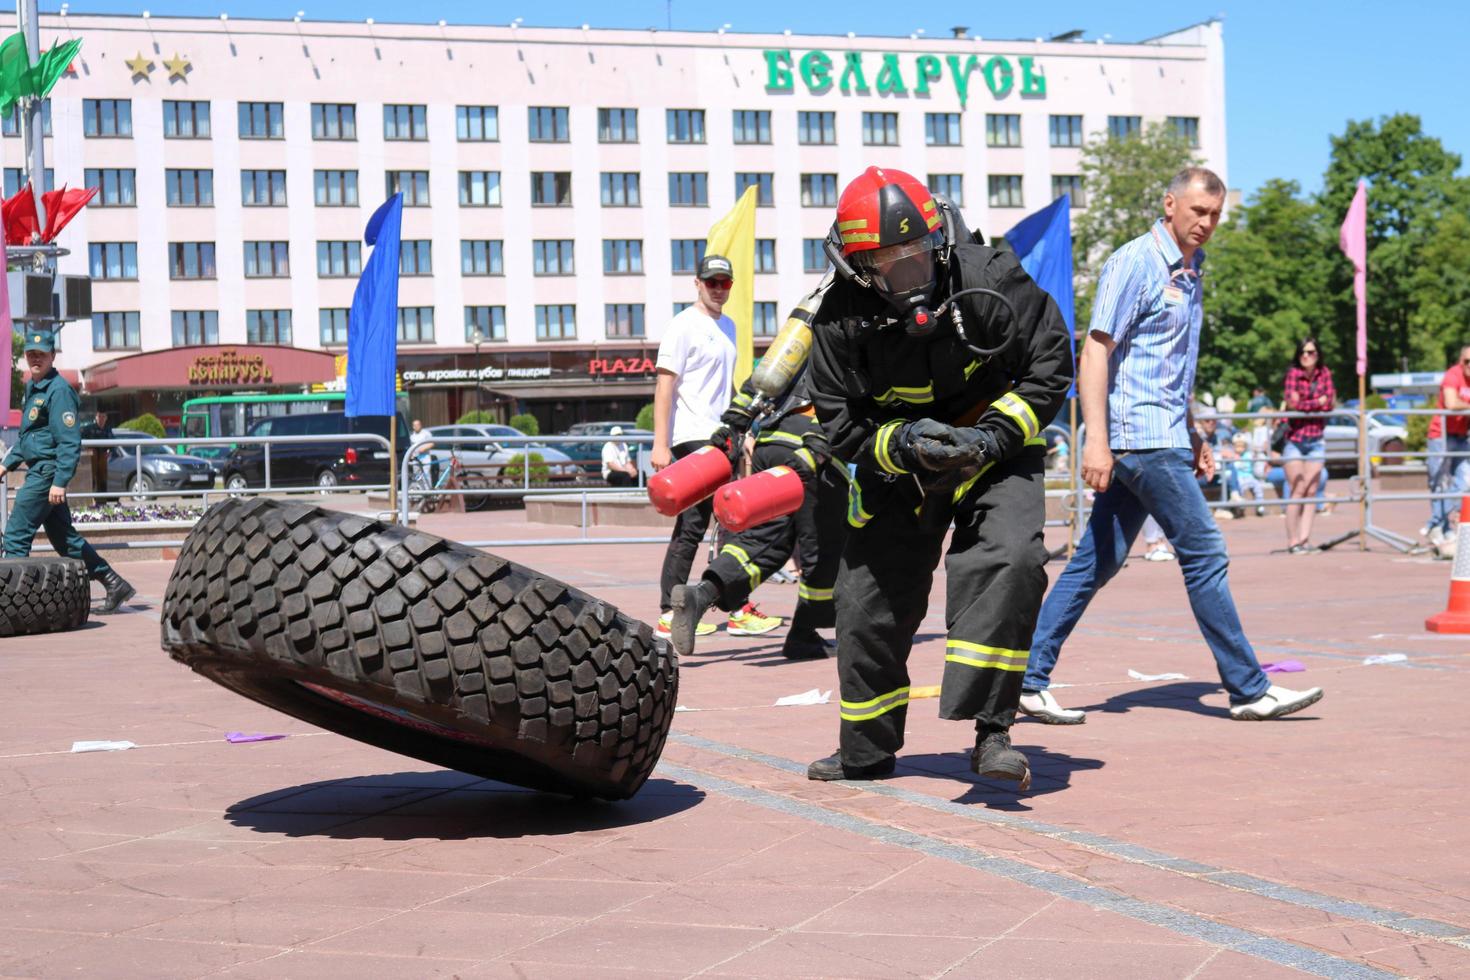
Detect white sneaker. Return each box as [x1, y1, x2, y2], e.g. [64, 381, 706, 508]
[1018, 690, 1086, 725]
[1230, 684, 1324, 721]
[1144, 547, 1176, 562]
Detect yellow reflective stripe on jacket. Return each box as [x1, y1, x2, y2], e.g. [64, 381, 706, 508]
[949, 436, 1046, 504]
[797, 582, 834, 601]
[847, 479, 874, 528]
[873, 384, 935, 406]
[732, 390, 754, 407]
[993, 392, 1040, 440]
[757, 430, 804, 445]
[840, 685, 911, 722]
[720, 543, 762, 592]
[944, 639, 1029, 672]
[963, 359, 981, 379]
[873, 420, 907, 476]
[794, 447, 816, 471]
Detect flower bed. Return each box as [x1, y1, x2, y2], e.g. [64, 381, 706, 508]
[72, 503, 207, 525]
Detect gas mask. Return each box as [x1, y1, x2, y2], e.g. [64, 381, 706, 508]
[855, 235, 942, 337]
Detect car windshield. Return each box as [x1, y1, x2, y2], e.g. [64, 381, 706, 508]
[116, 442, 175, 456]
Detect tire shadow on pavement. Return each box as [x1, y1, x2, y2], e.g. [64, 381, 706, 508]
[223, 772, 706, 840]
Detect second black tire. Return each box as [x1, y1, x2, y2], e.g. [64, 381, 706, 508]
[0, 556, 90, 637]
[160, 497, 678, 799]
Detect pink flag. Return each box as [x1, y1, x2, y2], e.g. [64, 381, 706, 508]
[1338, 180, 1368, 377]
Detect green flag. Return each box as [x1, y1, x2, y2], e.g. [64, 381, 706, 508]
[31, 37, 81, 101]
[0, 33, 82, 118]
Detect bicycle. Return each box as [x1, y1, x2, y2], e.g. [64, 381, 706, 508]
[408, 452, 463, 513]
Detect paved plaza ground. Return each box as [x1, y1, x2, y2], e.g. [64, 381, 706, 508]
[1, 497, 1466, 978]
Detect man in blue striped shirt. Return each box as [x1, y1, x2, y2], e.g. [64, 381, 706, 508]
[1020, 168, 1324, 723]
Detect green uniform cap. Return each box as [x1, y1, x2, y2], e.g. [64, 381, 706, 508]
[22, 330, 56, 353]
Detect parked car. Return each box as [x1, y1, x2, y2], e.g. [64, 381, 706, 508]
[557, 421, 648, 473]
[221, 411, 409, 490]
[422, 424, 581, 480]
[106, 429, 218, 499]
[1322, 413, 1409, 474]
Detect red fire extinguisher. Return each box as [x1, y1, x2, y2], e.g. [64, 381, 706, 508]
[647, 445, 733, 516]
[714, 466, 806, 531]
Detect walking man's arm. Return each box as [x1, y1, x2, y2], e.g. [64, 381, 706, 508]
[651, 369, 677, 471]
[1078, 331, 1116, 492]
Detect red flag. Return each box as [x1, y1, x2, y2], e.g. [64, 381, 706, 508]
[1, 186, 39, 245]
[1338, 180, 1368, 377]
[40, 185, 96, 242]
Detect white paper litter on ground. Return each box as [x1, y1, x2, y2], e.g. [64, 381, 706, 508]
[70, 740, 136, 753]
[1127, 669, 1189, 682]
[774, 688, 831, 707]
[1363, 654, 1408, 666]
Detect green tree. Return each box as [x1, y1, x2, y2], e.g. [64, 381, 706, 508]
[456, 409, 496, 424]
[1319, 114, 1470, 374]
[120, 412, 166, 438]
[635, 402, 656, 431]
[1407, 208, 1470, 368]
[507, 412, 540, 435]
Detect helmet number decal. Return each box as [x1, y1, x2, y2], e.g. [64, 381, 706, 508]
[898, 217, 910, 235]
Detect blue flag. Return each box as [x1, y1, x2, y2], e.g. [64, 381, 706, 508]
[345, 193, 402, 417]
[1005, 194, 1076, 397]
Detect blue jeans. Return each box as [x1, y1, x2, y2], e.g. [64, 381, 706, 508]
[1428, 434, 1470, 533]
[1025, 448, 1270, 704]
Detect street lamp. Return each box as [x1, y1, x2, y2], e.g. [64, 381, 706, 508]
[470, 329, 484, 419]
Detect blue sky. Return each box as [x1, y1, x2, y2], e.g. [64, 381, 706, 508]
[47, 0, 1468, 198]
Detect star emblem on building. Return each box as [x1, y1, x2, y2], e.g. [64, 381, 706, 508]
[164, 53, 191, 81]
[126, 52, 153, 79]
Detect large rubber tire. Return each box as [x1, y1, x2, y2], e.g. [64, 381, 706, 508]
[160, 497, 678, 799]
[0, 556, 90, 637]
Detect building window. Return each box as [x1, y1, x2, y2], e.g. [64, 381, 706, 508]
[1169, 116, 1201, 147]
[598, 107, 637, 143]
[863, 111, 899, 146]
[668, 172, 708, 207]
[533, 240, 575, 276]
[986, 113, 1022, 148]
[2, 102, 51, 136]
[465, 306, 506, 342]
[928, 174, 963, 207]
[802, 238, 829, 273]
[1049, 114, 1083, 148]
[247, 309, 292, 345]
[398, 306, 435, 343]
[458, 170, 500, 207]
[670, 239, 706, 275]
[317, 241, 362, 278]
[925, 112, 961, 146]
[528, 106, 569, 142]
[383, 104, 428, 141]
[312, 103, 357, 140]
[1108, 115, 1141, 140]
[314, 170, 358, 206]
[735, 172, 773, 207]
[165, 169, 213, 207]
[398, 240, 432, 277]
[387, 170, 431, 206]
[531, 171, 572, 207]
[88, 243, 138, 280]
[988, 175, 1024, 208]
[753, 302, 779, 337]
[238, 102, 283, 139]
[172, 310, 219, 346]
[92, 311, 140, 351]
[535, 304, 576, 340]
[456, 105, 498, 141]
[162, 100, 210, 138]
[83, 99, 132, 137]
[800, 173, 838, 207]
[3, 168, 53, 196]
[169, 242, 216, 279]
[666, 108, 705, 144]
[319, 308, 350, 345]
[241, 169, 287, 207]
[605, 303, 645, 339]
[603, 239, 643, 275]
[461, 240, 503, 276]
[754, 239, 776, 273]
[732, 109, 770, 144]
[1052, 175, 1085, 207]
[600, 172, 641, 207]
[798, 110, 836, 145]
[243, 241, 289, 278]
[84, 168, 135, 207]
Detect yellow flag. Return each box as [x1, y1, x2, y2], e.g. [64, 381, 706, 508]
[706, 186, 759, 385]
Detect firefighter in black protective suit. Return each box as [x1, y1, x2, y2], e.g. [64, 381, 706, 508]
[804, 166, 1073, 789]
[669, 368, 849, 661]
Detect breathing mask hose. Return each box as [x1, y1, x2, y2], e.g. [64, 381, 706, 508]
[936, 287, 1021, 361]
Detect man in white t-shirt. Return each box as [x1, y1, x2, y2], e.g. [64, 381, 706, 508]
[601, 426, 637, 487]
[652, 254, 738, 637]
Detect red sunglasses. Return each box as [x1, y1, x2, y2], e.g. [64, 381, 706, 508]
[702, 276, 733, 289]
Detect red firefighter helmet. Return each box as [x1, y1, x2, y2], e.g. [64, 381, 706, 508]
[831, 166, 942, 259]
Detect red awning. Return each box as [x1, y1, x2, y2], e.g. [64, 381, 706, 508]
[82, 345, 338, 394]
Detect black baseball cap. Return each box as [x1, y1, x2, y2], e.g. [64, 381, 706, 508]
[697, 254, 733, 280]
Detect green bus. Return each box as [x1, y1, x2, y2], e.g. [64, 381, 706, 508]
[180, 392, 410, 463]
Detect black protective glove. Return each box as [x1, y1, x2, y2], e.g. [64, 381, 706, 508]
[895, 419, 990, 473]
[708, 425, 741, 466]
[720, 403, 757, 435]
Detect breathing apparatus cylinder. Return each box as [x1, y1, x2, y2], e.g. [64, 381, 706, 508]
[748, 273, 833, 402]
[647, 445, 734, 516]
[713, 465, 806, 532]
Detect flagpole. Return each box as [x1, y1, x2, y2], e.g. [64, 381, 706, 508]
[1357, 369, 1367, 551]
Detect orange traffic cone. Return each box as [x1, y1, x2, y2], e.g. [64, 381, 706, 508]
[1426, 497, 1470, 633]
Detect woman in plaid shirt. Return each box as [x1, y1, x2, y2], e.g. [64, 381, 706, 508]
[1281, 336, 1335, 553]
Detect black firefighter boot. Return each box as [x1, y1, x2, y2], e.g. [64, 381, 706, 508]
[971, 727, 1032, 791]
[807, 751, 896, 781]
[781, 602, 833, 660]
[95, 568, 137, 613]
[668, 579, 719, 658]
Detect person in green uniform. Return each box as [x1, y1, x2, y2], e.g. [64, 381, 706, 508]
[1, 330, 135, 612]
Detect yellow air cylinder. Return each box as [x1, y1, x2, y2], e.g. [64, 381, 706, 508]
[750, 274, 832, 400]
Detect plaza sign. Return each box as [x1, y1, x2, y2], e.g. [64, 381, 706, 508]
[763, 49, 1045, 108]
